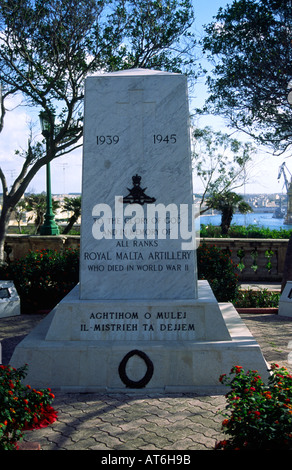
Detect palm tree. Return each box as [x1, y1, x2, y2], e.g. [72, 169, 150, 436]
[24, 194, 60, 234]
[62, 196, 81, 234]
[206, 192, 252, 235]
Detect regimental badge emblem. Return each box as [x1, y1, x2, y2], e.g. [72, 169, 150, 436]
[123, 174, 156, 205]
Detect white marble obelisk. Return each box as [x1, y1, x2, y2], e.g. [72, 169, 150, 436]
[79, 69, 197, 301]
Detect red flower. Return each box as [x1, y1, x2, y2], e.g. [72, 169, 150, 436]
[23, 405, 58, 431]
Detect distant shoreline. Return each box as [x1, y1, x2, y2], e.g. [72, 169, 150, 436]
[200, 212, 292, 230]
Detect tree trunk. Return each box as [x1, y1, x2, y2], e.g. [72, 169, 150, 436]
[35, 211, 44, 234]
[281, 234, 292, 292]
[221, 208, 234, 235]
[0, 199, 14, 264]
[62, 215, 77, 234]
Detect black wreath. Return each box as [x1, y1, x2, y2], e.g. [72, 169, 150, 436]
[118, 349, 154, 388]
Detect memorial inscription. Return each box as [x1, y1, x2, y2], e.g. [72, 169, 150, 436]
[79, 308, 196, 341]
[84, 248, 191, 272]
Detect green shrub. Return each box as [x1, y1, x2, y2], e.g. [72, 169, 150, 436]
[234, 289, 280, 308]
[200, 223, 292, 239]
[217, 364, 292, 450]
[197, 243, 239, 301]
[0, 248, 79, 313]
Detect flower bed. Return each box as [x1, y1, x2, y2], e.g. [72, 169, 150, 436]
[198, 243, 238, 301]
[0, 248, 79, 313]
[0, 364, 57, 450]
[233, 288, 280, 313]
[236, 307, 278, 314]
[216, 364, 292, 450]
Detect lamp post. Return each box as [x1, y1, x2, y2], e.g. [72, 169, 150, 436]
[39, 111, 59, 235]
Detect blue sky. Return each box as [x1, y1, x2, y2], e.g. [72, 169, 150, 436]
[0, 0, 289, 195]
[193, 0, 230, 26]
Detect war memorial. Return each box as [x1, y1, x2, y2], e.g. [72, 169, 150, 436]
[11, 69, 269, 392]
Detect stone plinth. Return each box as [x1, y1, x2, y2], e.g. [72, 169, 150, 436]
[10, 281, 269, 392]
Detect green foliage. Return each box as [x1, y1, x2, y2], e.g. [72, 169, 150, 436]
[0, 364, 56, 450]
[192, 126, 254, 208]
[197, 243, 238, 301]
[121, 0, 196, 73]
[200, 223, 292, 239]
[0, 248, 79, 313]
[201, 0, 292, 153]
[61, 196, 81, 234]
[217, 364, 292, 450]
[22, 194, 60, 234]
[206, 192, 252, 235]
[234, 289, 280, 308]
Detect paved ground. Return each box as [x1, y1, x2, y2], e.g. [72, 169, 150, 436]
[1, 311, 292, 451]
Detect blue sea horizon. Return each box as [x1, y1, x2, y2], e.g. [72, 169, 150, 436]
[200, 212, 292, 230]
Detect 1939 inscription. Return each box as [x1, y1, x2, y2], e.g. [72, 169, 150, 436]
[97, 135, 119, 145]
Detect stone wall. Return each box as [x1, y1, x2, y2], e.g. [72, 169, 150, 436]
[201, 237, 288, 282]
[4, 235, 80, 262]
[4, 234, 288, 282]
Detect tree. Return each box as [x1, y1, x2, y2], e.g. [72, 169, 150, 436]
[201, 0, 292, 288]
[206, 191, 252, 235]
[61, 196, 81, 234]
[120, 0, 196, 71]
[13, 200, 27, 234]
[0, 0, 196, 263]
[201, 0, 292, 155]
[23, 194, 60, 234]
[192, 126, 254, 213]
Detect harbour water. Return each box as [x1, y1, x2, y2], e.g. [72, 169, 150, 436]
[200, 212, 292, 230]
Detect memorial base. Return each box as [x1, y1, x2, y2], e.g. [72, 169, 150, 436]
[10, 282, 270, 393]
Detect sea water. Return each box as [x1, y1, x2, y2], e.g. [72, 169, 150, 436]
[200, 212, 292, 230]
